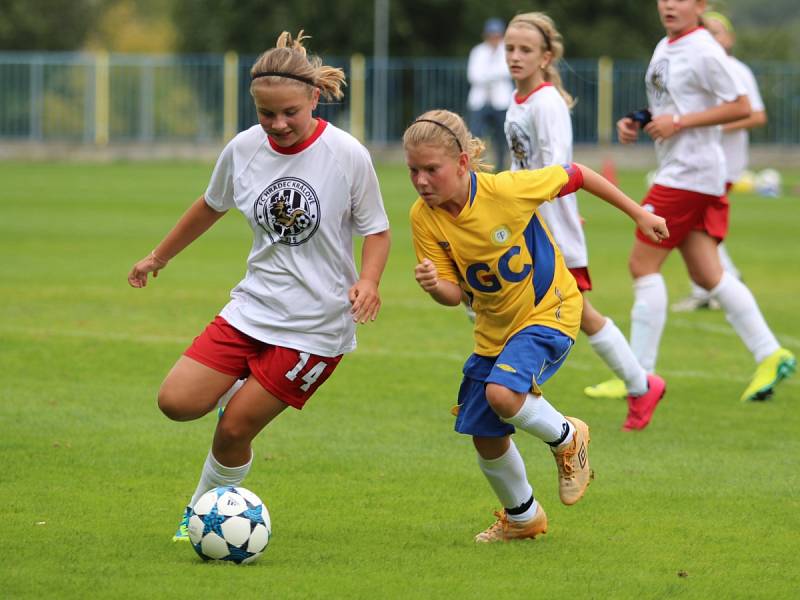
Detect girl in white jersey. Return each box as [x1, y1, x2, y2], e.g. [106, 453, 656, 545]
[128, 31, 391, 541]
[606, 0, 795, 403]
[503, 12, 666, 431]
[671, 10, 767, 313]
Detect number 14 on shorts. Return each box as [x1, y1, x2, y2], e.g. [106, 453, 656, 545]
[285, 352, 328, 391]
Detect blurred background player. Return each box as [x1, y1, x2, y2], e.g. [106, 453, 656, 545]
[128, 31, 391, 541]
[405, 109, 668, 542]
[503, 12, 666, 430]
[593, 0, 795, 403]
[467, 17, 513, 171]
[671, 9, 767, 312]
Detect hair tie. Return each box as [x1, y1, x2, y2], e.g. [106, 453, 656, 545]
[252, 71, 316, 86]
[412, 119, 464, 152]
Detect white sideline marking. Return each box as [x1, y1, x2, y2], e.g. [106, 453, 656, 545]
[0, 326, 187, 345]
[669, 318, 800, 349]
[3, 325, 796, 387]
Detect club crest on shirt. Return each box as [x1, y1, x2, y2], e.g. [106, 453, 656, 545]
[254, 177, 320, 245]
[490, 225, 511, 246]
[646, 59, 669, 105]
[507, 122, 531, 170]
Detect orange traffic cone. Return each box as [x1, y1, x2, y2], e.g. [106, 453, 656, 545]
[602, 157, 618, 186]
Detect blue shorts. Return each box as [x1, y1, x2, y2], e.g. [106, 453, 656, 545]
[454, 325, 574, 438]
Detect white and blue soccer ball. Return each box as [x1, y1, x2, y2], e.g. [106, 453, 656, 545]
[187, 486, 271, 564]
[754, 168, 782, 198]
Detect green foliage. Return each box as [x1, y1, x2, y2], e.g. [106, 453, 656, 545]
[0, 0, 97, 50]
[1, 161, 799, 598]
[170, 0, 664, 59]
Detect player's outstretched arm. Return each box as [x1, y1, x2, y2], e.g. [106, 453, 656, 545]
[349, 229, 391, 324]
[414, 258, 462, 306]
[574, 163, 669, 244]
[127, 195, 227, 288]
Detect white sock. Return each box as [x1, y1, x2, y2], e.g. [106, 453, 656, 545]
[217, 378, 245, 411]
[689, 280, 710, 302]
[587, 318, 648, 396]
[188, 450, 253, 509]
[688, 243, 740, 303]
[710, 272, 780, 363]
[718, 243, 741, 280]
[502, 394, 573, 447]
[477, 440, 537, 522]
[630, 273, 667, 373]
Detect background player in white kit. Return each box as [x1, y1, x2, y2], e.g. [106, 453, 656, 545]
[603, 0, 795, 404]
[503, 12, 665, 431]
[671, 9, 767, 312]
[128, 31, 391, 541]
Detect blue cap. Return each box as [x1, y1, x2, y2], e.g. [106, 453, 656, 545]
[483, 18, 505, 35]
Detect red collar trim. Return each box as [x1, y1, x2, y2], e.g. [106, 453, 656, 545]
[268, 119, 327, 154]
[668, 25, 703, 44]
[514, 82, 553, 104]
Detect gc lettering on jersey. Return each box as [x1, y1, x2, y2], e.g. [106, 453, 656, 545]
[466, 245, 532, 293]
[254, 177, 321, 246]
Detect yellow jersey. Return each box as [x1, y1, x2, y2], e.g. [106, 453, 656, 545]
[410, 165, 582, 356]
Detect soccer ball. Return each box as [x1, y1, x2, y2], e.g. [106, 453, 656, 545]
[754, 168, 781, 198]
[731, 170, 755, 194]
[187, 486, 271, 564]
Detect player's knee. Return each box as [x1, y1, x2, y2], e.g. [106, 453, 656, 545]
[689, 272, 719, 291]
[157, 383, 193, 421]
[214, 417, 254, 449]
[628, 255, 647, 278]
[485, 384, 519, 419]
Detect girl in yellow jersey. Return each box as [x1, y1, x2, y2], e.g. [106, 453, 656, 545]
[404, 109, 667, 542]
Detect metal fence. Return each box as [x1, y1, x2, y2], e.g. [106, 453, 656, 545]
[1, 51, 798, 147]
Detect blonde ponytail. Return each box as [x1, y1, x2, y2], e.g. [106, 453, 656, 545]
[250, 30, 346, 101]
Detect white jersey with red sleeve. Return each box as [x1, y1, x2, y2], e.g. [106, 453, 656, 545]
[504, 83, 587, 269]
[646, 27, 746, 196]
[721, 56, 765, 183]
[203, 119, 389, 357]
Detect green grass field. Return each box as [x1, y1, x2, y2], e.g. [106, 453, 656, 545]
[1, 160, 798, 599]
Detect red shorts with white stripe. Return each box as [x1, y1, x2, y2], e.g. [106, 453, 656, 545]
[635, 184, 729, 249]
[184, 316, 342, 409]
[568, 267, 593, 292]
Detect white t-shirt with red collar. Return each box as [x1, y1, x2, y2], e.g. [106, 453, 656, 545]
[204, 119, 389, 357]
[504, 82, 587, 269]
[646, 27, 746, 196]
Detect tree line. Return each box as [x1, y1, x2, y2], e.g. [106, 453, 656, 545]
[2, 0, 797, 61]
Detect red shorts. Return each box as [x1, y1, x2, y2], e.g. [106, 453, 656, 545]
[636, 184, 729, 249]
[568, 267, 592, 292]
[184, 316, 343, 409]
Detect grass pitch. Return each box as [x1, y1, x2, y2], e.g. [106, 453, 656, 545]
[1, 160, 798, 599]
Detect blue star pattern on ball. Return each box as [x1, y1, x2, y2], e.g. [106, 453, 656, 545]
[187, 486, 271, 564]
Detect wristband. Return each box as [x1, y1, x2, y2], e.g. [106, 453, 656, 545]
[150, 250, 169, 266]
[672, 114, 682, 132]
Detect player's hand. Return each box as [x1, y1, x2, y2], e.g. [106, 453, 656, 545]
[414, 258, 439, 293]
[644, 114, 679, 142]
[349, 278, 381, 323]
[127, 252, 168, 288]
[616, 117, 639, 144]
[636, 212, 669, 243]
